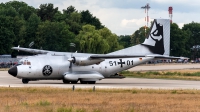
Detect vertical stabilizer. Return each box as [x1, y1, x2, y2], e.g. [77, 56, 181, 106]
[109, 19, 170, 56]
[142, 19, 170, 55]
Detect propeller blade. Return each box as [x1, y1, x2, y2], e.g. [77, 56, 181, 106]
[68, 57, 75, 69]
[68, 58, 74, 62]
[69, 61, 72, 68]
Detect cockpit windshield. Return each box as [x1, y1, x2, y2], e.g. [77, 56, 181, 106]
[14, 60, 22, 66]
[18, 61, 23, 65]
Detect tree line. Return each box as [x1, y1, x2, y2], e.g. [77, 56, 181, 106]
[0, 1, 123, 56]
[0, 1, 200, 59]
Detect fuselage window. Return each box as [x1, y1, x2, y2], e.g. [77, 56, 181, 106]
[23, 61, 27, 65]
[23, 60, 31, 65]
[27, 61, 31, 65]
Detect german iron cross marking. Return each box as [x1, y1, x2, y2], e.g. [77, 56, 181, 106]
[118, 59, 125, 68]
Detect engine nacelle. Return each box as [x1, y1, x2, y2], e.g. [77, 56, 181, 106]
[71, 57, 104, 66]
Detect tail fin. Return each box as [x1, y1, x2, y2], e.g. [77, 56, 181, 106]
[109, 19, 170, 56]
[142, 19, 170, 55]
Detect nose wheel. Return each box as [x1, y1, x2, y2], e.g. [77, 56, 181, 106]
[22, 79, 29, 84]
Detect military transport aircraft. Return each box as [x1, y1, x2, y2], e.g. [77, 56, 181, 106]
[8, 19, 176, 84]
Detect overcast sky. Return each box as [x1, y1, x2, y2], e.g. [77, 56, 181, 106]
[2, 0, 200, 35]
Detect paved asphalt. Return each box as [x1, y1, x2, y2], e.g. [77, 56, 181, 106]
[1, 64, 200, 89]
[129, 63, 200, 71]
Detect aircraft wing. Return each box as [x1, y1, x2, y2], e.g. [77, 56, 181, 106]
[12, 47, 181, 59]
[90, 54, 181, 59]
[90, 55, 145, 59]
[12, 47, 50, 54]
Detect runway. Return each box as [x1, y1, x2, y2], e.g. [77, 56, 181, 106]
[128, 63, 200, 71]
[1, 64, 200, 89]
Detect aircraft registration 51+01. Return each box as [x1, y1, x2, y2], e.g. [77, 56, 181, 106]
[8, 19, 178, 84]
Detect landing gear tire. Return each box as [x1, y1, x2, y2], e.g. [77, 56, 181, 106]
[88, 81, 96, 84]
[63, 79, 70, 84]
[22, 79, 29, 84]
[80, 80, 87, 84]
[71, 81, 78, 84]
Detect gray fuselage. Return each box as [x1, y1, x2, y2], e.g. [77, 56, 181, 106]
[15, 52, 153, 80]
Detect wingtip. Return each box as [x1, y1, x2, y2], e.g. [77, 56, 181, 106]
[11, 47, 18, 49]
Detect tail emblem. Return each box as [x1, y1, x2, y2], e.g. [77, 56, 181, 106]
[142, 19, 165, 55]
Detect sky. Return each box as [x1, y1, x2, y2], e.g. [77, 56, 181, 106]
[2, 0, 200, 35]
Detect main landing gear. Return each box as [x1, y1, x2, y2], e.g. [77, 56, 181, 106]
[63, 79, 78, 84]
[21, 79, 96, 84]
[63, 79, 96, 84]
[22, 79, 29, 84]
[80, 81, 96, 84]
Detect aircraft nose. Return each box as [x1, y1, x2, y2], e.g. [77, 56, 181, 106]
[8, 66, 17, 77]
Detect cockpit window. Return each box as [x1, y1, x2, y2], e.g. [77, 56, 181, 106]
[18, 61, 23, 65]
[15, 60, 23, 66]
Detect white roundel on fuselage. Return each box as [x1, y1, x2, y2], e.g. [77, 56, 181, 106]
[42, 65, 53, 76]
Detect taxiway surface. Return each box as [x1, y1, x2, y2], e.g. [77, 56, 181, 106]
[1, 64, 200, 89]
[129, 63, 200, 71]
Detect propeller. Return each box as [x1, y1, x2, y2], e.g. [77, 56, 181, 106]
[68, 57, 75, 68]
[68, 43, 76, 70]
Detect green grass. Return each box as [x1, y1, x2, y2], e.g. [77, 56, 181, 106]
[36, 100, 51, 106]
[57, 107, 73, 112]
[120, 71, 200, 80]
